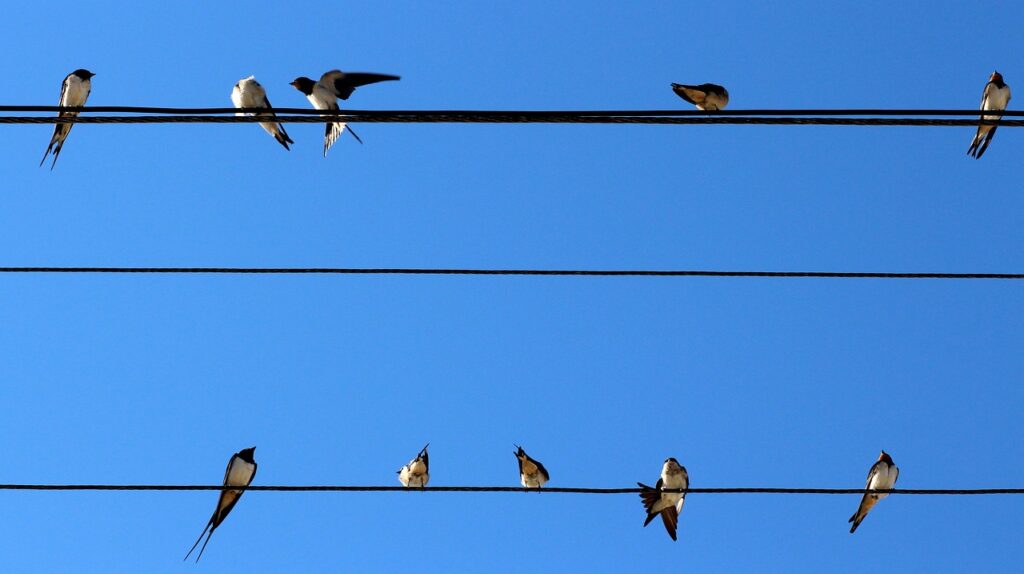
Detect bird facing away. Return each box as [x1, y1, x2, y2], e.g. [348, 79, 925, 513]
[849, 450, 899, 533]
[398, 444, 430, 487]
[638, 457, 688, 541]
[671, 82, 729, 110]
[230, 76, 294, 150]
[514, 445, 550, 488]
[967, 71, 1011, 159]
[289, 69, 401, 156]
[40, 69, 95, 170]
[184, 447, 258, 562]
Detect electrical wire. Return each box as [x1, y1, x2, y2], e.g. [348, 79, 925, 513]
[0, 267, 1018, 279]
[0, 107, 1022, 126]
[0, 484, 1020, 494]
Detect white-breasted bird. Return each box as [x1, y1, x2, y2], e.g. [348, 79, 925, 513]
[40, 69, 95, 170]
[849, 450, 899, 533]
[671, 82, 729, 110]
[638, 457, 688, 541]
[184, 447, 258, 562]
[514, 445, 550, 488]
[289, 70, 400, 156]
[967, 71, 1011, 159]
[398, 443, 430, 487]
[231, 76, 294, 150]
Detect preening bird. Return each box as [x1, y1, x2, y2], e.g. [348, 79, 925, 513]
[671, 82, 729, 110]
[398, 443, 430, 487]
[231, 76, 294, 150]
[513, 445, 550, 488]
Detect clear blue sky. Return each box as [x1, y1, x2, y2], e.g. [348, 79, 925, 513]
[0, 1, 1021, 572]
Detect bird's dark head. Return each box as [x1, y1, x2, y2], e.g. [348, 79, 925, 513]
[990, 71, 1004, 84]
[238, 447, 256, 463]
[878, 450, 893, 464]
[290, 77, 316, 95]
[514, 445, 526, 458]
[73, 69, 95, 80]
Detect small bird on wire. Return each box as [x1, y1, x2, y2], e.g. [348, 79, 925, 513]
[184, 446, 258, 562]
[231, 76, 294, 150]
[398, 443, 430, 487]
[671, 82, 729, 110]
[290, 69, 400, 156]
[40, 69, 95, 170]
[514, 445, 550, 488]
[848, 450, 899, 533]
[638, 457, 688, 541]
[967, 71, 1011, 159]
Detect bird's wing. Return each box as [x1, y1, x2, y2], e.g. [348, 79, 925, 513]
[535, 459, 550, 481]
[57, 74, 73, 113]
[321, 70, 401, 100]
[671, 83, 705, 106]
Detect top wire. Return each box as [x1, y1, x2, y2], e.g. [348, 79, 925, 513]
[2, 107, 1023, 126]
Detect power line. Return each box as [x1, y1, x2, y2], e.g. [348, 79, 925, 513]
[6, 107, 1024, 115]
[0, 267, 1019, 279]
[0, 107, 1022, 126]
[0, 484, 1020, 495]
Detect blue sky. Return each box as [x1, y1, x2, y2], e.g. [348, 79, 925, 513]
[0, 1, 1021, 572]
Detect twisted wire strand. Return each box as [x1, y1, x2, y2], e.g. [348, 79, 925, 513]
[1, 107, 1022, 126]
[0, 484, 1020, 494]
[0, 267, 1019, 279]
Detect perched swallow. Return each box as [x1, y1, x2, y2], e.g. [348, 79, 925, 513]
[513, 445, 550, 488]
[849, 450, 899, 533]
[967, 71, 1011, 159]
[638, 457, 688, 541]
[230, 76, 294, 150]
[184, 447, 258, 562]
[398, 443, 429, 487]
[289, 70, 400, 156]
[671, 82, 729, 110]
[40, 69, 95, 170]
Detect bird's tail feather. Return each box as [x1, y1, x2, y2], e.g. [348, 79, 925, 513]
[184, 520, 212, 561]
[848, 511, 863, 533]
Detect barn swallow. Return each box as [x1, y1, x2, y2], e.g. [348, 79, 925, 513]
[849, 450, 899, 533]
[638, 457, 688, 541]
[514, 445, 550, 488]
[184, 447, 258, 562]
[40, 69, 95, 170]
[230, 76, 294, 150]
[671, 82, 729, 110]
[967, 71, 1011, 159]
[289, 70, 400, 156]
[398, 443, 429, 487]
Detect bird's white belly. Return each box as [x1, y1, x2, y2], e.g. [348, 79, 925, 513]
[226, 460, 255, 487]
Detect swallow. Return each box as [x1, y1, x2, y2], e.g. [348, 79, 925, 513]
[40, 69, 95, 170]
[184, 446, 258, 562]
[967, 71, 1011, 159]
[638, 457, 688, 541]
[671, 82, 729, 110]
[514, 445, 550, 488]
[398, 443, 429, 487]
[230, 76, 294, 150]
[849, 450, 899, 533]
[289, 70, 400, 156]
